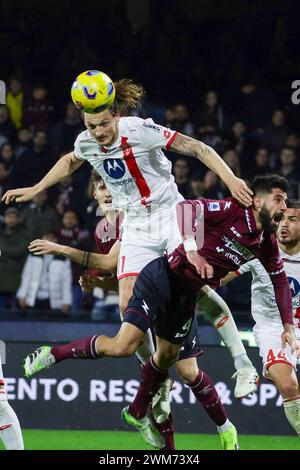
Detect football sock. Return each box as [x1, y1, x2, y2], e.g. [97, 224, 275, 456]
[129, 356, 168, 420]
[51, 335, 100, 362]
[197, 288, 253, 370]
[283, 396, 300, 435]
[0, 360, 24, 450]
[154, 413, 175, 450]
[188, 371, 227, 426]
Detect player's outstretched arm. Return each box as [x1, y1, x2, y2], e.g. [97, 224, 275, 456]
[169, 133, 253, 207]
[1, 152, 84, 205]
[28, 239, 120, 272]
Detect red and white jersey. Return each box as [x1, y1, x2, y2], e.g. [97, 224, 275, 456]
[237, 248, 300, 325]
[74, 116, 182, 214]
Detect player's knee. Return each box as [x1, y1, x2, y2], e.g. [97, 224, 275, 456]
[175, 362, 199, 384]
[280, 380, 299, 400]
[156, 347, 179, 367]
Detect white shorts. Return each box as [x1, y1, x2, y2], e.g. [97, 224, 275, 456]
[253, 314, 300, 378]
[117, 205, 182, 280]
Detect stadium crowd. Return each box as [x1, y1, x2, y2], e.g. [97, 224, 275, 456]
[0, 77, 299, 318]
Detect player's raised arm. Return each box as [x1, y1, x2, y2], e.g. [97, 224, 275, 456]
[28, 238, 120, 272]
[1, 152, 84, 205]
[169, 133, 253, 207]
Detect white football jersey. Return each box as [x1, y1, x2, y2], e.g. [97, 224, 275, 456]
[74, 116, 183, 214]
[237, 248, 300, 324]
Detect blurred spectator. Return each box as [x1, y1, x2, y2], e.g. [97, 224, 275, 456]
[0, 162, 12, 205]
[173, 157, 190, 198]
[49, 174, 85, 217]
[286, 133, 300, 156]
[278, 147, 300, 198]
[15, 128, 33, 159]
[227, 121, 247, 156]
[0, 105, 16, 142]
[262, 110, 289, 158]
[170, 104, 194, 136]
[248, 147, 272, 179]
[17, 232, 72, 313]
[21, 190, 60, 240]
[13, 130, 53, 186]
[189, 172, 205, 199]
[50, 102, 84, 156]
[237, 79, 277, 131]
[25, 85, 54, 133]
[6, 78, 24, 129]
[0, 207, 28, 311]
[203, 170, 224, 199]
[195, 91, 224, 135]
[56, 210, 92, 314]
[222, 149, 241, 177]
[0, 143, 15, 174]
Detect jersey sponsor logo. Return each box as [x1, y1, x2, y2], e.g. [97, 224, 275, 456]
[224, 201, 232, 210]
[288, 277, 300, 297]
[222, 235, 255, 261]
[230, 226, 242, 238]
[110, 177, 135, 187]
[208, 202, 220, 212]
[142, 123, 161, 132]
[103, 158, 126, 179]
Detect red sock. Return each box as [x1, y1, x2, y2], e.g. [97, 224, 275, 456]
[154, 413, 175, 450]
[188, 371, 227, 426]
[51, 335, 100, 363]
[129, 357, 168, 420]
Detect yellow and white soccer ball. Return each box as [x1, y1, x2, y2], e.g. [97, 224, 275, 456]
[71, 70, 116, 114]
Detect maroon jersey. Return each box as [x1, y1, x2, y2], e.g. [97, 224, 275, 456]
[169, 198, 293, 325]
[87, 215, 121, 280]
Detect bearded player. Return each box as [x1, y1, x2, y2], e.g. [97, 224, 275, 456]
[25, 172, 239, 450]
[221, 201, 300, 436]
[103, 175, 299, 435]
[2, 75, 256, 400]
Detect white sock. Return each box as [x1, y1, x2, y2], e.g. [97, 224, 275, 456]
[197, 288, 253, 371]
[135, 328, 155, 365]
[217, 418, 233, 433]
[283, 397, 300, 436]
[0, 359, 24, 450]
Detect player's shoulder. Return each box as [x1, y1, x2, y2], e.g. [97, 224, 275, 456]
[201, 197, 239, 212]
[120, 116, 159, 133]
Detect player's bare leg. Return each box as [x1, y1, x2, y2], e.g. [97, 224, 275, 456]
[198, 286, 258, 398]
[0, 358, 24, 450]
[267, 363, 300, 436]
[175, 357, 239, 450]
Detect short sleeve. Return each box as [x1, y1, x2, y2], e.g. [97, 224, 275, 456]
[138, 118, 178, 151]
[237, 260, 254, 275]
[73, 133, 86, 161]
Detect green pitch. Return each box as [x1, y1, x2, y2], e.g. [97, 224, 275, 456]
[0, 430, 299, 450]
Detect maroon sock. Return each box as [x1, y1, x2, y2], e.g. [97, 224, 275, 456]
[154, 413, 175, 450]
[188, 371, 227, 426]
[129, 357, 168, 420]
[51, 335, 100, 363]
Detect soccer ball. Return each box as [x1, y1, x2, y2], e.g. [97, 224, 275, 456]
[71, 70, 116, 114]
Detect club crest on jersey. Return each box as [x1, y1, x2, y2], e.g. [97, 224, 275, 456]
[208, 202, 220, 212]
[103, 158, 126, 179]
[288, 277, 300, 297]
